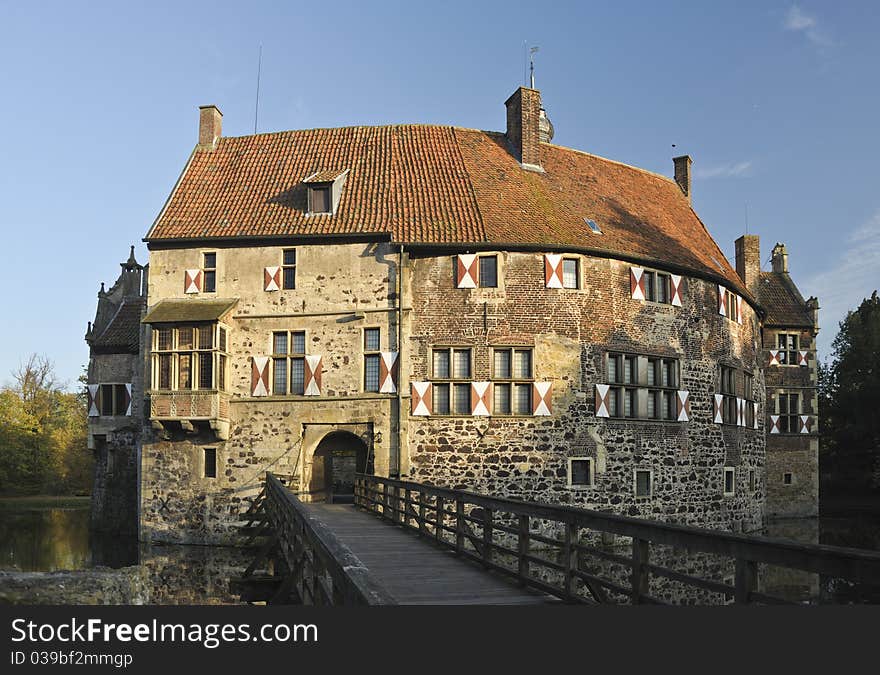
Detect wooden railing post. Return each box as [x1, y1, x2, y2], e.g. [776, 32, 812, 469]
[418, 489, 427, 537]
[482, 508, 494, 568]
[435, 496, 445, 543]
[631, 537, 650, 604]
[563, 521, 578, 601]
[735, 558, 758, 604]
[403, 488, 411, 528]
[455, 500, 465, 554]
[518, 514, 530, 584]
[382, 481, 389, 520]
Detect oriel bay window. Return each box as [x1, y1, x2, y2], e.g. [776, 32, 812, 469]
[716, 365, 756, 427]
[492, 347, 533, 415]
[605, 353, 679, 420]
[777, 392, 800, 433]
[431, 347, 472, 415]
[777, 333, 799, 365]
[152, 324, 228, 391]
[273, 330, 306, 395]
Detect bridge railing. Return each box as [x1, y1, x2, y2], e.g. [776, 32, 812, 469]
[264, 473, 396, 605]
[354, 474, 880, 605]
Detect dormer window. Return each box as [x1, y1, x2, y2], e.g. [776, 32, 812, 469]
[304, 169, 349, 216]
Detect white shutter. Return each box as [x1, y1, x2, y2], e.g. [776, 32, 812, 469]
[533, 382, 552, 416]
[411, 382, 432, 416]
[630, 267, 645, 300]
[264, 266, 281, 292]
[676, 390, 690, 422]
[670, 275, 683, 307]
[185, 269, 202, 294]
[595, 384, 611, 418]
[471, 382, 491, 416]
[379, 352, 399, 393]
[714, 394, 724, 424]
[87, 384, 100, 417]
[304, 355, 322, 396]
[456, 254, 478, 288]
[251, 357, 270, 397]
[544, 254, 563, 288]
[124, 383, 132, 416]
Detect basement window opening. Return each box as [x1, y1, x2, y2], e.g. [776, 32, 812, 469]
[634, 469, 652, 498]
[204, 448, 217, 479]
[783, 472, 793, 486]
[723, 467, 736, 497]
[568, 457, 594, 488]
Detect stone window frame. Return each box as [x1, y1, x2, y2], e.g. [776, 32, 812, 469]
[723, 466, 736, 497]
[776, 332, 800, 366]
[203, 447, 217, 479]
[363, 326, 382, 393]
[641, 268, 673, 305]
[271, 329, 308, 396]
[151, 323, 230, 393]
[605, 351, 680, 422]
[633, 468, 653, 499]
[783, 472, 794, 486]
[567, 457, 594, 490]
[772, 390, 801, 434]
[430, 346, 473, 416]
[490, 346, 534, 416]
[98, 383, 129, 417]
[201, 250, 217, 294]
[281, 248, 297, 290]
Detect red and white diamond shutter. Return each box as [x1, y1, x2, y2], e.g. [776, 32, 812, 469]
[250, 357, 270, 397]
[544, 254, 563, 288]
[798, 350, 809, 367]
[735, 295, 743, 324]
[379, 352, 399, 394]
[770, 415, 780, 434]
[410, 382, 432, 416]
[471, 382, 492, 416]
[800, 416, 813, 434]
[676, 390, 690, 422]
[456, 254, 478, 288]
[737, 397, 746, 427]
[717, 285, 727, 317]
[533, 382, 552, 416]
[124, 384, 132, 416]
[264, 267, 281, 292]
[87, 385, 100, 417]
[595, 384, 611, 418]
[714, 394, 724, 424]
[752, 401, 759, 430]
[768, 350, 781, 367]
[630, 267, 646, 301]
[670, 275, 683, 307]
[304, 355, 322, 396]
[184, 269, 202, 294]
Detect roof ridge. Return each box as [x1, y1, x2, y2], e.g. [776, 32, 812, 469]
[540, 141, 680, 186]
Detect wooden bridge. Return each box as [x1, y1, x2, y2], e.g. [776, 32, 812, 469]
[232, 473, 880, 605]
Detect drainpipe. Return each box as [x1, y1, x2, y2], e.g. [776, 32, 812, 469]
[395, 244, 406, 478]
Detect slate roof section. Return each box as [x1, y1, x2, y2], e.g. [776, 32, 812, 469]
[758, 272, 813, 327]
[146, 124, 749, 297]
[142, 298, 239, 324]
[90, 298, 145, 353]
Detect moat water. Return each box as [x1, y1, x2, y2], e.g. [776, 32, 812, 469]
[0, 502, 878, 604]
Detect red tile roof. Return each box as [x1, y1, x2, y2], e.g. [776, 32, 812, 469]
[147, 124, 750, 297]
[758, 272, 813, 327]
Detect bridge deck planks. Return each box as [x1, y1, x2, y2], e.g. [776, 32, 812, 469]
[304, 503, 557, 605]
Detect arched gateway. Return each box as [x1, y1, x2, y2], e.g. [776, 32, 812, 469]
[309, 431, 369, 504]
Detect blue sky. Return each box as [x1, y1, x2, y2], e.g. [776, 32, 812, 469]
[0, 1, 877, 389]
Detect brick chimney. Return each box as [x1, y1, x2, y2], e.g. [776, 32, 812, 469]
[771, 242, 789, 273]
[198, 105, 223, 148]
[505, 87, 544, 172]
[735, 234, 761, 293]
[673, 155, 692, 203]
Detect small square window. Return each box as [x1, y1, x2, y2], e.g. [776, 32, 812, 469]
[783, 472, 793, 485]
[635, 470, 652, 497]
[309, 186, 331, 213]
[479, 256, 498, 288]
[562, 259, 579, 289]
[568, 458, 593, 487]
[724, 467, 736, 496]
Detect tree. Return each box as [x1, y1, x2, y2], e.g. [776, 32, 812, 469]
[820, 291, 880, 491]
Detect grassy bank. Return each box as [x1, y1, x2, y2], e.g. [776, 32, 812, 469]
[0, 495, 91, 510]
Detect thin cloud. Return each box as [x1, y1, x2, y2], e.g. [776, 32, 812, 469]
[803, 210, 880, 358]
[783, 5, 833, 48]
[693, 161, 753, 180]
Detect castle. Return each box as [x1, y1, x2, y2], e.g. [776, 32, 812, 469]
[85, 85, 819, 544]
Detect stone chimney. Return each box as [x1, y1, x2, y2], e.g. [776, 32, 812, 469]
[505, 87, 544, 172]
[806, 296, 820, 331]
[198, 105, 223, 148]
[735, 234, 761, 293]
[771, 242, 789, 273]
[673, 155, 692, 203]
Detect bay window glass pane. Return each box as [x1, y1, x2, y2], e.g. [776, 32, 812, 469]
[453, 383, 470, 414]
[562, 259, 578, 288]
[158, 354, 171, 389]
[433, 384, 450, 414]
[178, 327, 193, 350]
[494, 350, 511, 379]
[218, 354, 226, 390]
[514, 383, 531, 414]
[178, 353, 192, 389]
[198, 352, 213, 389]
[453, 349, 471, 379]
[157, 328, 172, 351]
[493, 383, 511, 414]
[433, 350, 450, 379]
[290, 358, 305, 395]
[364, 354, 380, 392]
[198, 326, 213, 350]
[273, 358, 288, 395]
[219, 327, 227, 352]
[292, 331, 306, 354]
